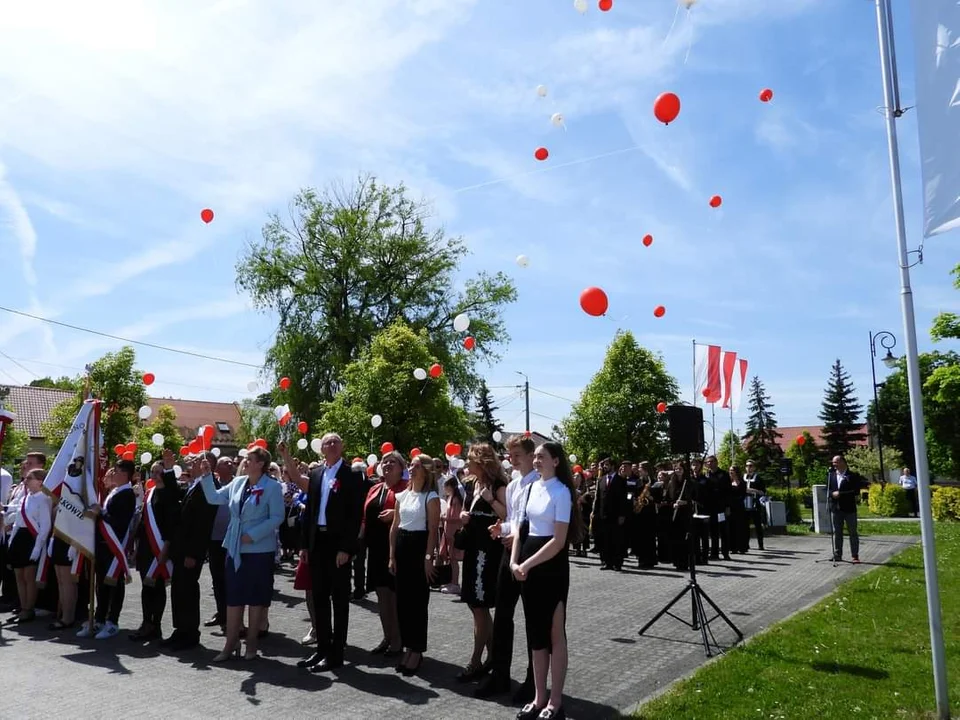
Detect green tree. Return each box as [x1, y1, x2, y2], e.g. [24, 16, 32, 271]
[785, 431, 820, 486]
[473, 380, 504, 447]
[818, 359, 865, 458]
[236, 176, 518, 423]
[29, 376, 81, 391]
[845, 445, 904, 484]
[742, 377, 783, 483]
[41, 347, 148, 454]
[0, 386, 29, 467]
[717, 430, 747, 471]
[559, 331, 679, 465]
[316, 321, 473, 460]
[134, 405, 186, 458]
[235, 399, 281, 452]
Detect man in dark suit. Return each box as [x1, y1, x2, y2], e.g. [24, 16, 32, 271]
[163, 451, 219, 650]
[297, 433, 363, 672]
[828, 455, 864, 563]
[594, 459, 629, 571]
[704, 455, 732, 561]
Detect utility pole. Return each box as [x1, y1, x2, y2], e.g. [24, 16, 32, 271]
[516, 371, 530, 432]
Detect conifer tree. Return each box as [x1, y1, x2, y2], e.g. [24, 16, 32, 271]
[474, 380, 504, 447]
[742, 376, 783, 482]
[818, 359, 865, 458]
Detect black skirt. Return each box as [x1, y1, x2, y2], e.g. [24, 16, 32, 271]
[519, 535, 569, 651]
[8, 528, 38, 568]
[52, 536, 73, 566]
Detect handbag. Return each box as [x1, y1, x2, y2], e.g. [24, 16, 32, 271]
[453, 526, 468, 551]
[430, 563, 453, 587]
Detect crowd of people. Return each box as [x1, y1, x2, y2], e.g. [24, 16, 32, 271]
[0, 430, 868, 720]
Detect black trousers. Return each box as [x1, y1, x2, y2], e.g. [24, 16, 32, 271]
[747, 509, 764, 549]
[94, 554, 126, 624]
[655, 509, 672, 564]
[905, 488, 919, 516]
[491, 543, 533, 680]
[208, 541, 227, 620]
[0, 539, 15, 602]
[140, 575, 167, 627]
[708, 512, 730, 558]
[353, 539, 367, 595]
[728, 509, 748, 552]
[310, 532, 351, 662]
[171, 558, 204, 641]
[696, 518, 710, 563]
[396, 530, 430, 652]
[600, 518, 624, 567]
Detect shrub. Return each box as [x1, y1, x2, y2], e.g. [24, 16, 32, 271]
[931, 486, 960, 522]
[766, 488, 803, 523]
[868, 483, 908, 517]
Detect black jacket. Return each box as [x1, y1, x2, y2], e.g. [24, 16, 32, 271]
[301, 459, 364, 557]
[135, 480, 180, 573]
[97, 486, 136, 546]
[827, 470, 864, 514]
[595, 473, 629, 520]
[170, 473, 219, 562]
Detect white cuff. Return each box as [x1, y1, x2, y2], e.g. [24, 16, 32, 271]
[501, 521, 512, 537]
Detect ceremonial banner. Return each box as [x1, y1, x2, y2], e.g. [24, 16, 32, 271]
[694, 343, 722, 404]
[42, 400, 100, 560]
[911, 0, 960, 237]
[721, 351, 738, 409]
[731, 358, 749, 413]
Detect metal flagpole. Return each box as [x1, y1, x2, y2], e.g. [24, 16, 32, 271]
[873, 1, 948, 717]
[692, 339, 697, 406]
[729, 403, 735, 463]
[710, 404, 716, 454]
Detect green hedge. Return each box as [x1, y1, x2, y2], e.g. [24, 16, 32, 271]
[932, 486, 960, 521]
[766, 488, 803, 523]
[868, 483, 908, 517]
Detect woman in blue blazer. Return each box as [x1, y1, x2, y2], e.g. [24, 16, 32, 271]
[199, 446, 284, 661]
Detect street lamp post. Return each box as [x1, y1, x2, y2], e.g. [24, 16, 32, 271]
[869, 330, 898, 485]
[515, 371, 530, 433]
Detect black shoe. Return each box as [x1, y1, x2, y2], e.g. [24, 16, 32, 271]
[203, 615, 222, 628]
[513, 676, 535, 704]
[599, 564, 611, 571]
[475, 673, 511, 698]
[370, 639, 390, 655]
[297, 651, 324, 669]
[170, 636, 200, 652]
[310, 657, 343, 673]
[159, 632, 182, 647]
[517, 703, 545, 720]
[351, 590, 366, 601]
[400, 654, 423, 677]
[456, 662, 487, 683]
[538, 706, 565, 719]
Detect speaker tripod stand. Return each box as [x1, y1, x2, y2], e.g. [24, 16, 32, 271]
[637, 462, 743, 658]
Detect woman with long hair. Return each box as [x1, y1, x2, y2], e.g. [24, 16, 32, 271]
[457, 442, 508, 682]
[510, 442, 583, 720]
[727, 465, 748, 554]
[363, 450, 407, 657]
[388, 453, 440, 676]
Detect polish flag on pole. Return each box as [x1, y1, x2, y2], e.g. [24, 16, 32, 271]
[731, 358, 749, 413]
[721, 351, 738, 409]
[694, 343, 722, 404]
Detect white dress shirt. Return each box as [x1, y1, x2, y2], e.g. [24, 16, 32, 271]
[12, 491, 53, 560]
[501, 469, 539, 537]
[317, 458, 343, 526]
[0, 469, 11, 540]
[899, 474, 917, 490]
[526, 478, 573, 537]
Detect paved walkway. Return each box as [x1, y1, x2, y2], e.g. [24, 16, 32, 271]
[1, 533, 915, 719]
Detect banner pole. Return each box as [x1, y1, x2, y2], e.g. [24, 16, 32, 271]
[87, 398, 100, 634]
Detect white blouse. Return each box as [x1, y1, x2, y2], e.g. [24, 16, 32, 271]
[397, 489, 439, 531]
[12, 491, 53, 559]
[525, 478, 572, 538]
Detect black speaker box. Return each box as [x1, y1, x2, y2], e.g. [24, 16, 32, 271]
[666, 405, 704, 455]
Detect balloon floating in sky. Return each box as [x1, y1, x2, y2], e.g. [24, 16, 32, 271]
[429, 363, 443, 378]
[653, 305, 666, 318]
[151, 433, 164, 446]
[580, 287, 608, 317]
[279, 376, 291, 390]
[574, 0, 588, 13]
[551, 113, 565, 129]
[413, 367, 428, 381]
[464, 336, 475, 351]
[656, 402, 667, 413]
[453, 313, 470, 332]
[642, 234, 653, 247]
[534, 147, 549, 161]
[536, 84, 548, 98]
[654, 92, 681, 124]
[297, 421, 308, 434]
[679, 0, 697, 8]
[796, 434, 806, 446]
[138, 405, 152, 420]
[310, 438, 323, 454]
[709, 195, 723, 208]
[142, 372, 155, 386]
[759, 88, 774, 103]
[598, 0, 613, 10]
[246, 381, 258, 392]
[371, 414, 383, 428]
[516, 254, 530, 268]
[200, 208, 214, 224]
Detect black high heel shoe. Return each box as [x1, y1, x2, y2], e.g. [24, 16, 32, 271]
[516, 703, 545, 720]
[400, 653, 423, 677]
[370, 639, 390, 655]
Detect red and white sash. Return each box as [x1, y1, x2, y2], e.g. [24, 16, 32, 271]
[142, 486, 172, 584]
[98, 518, 132, 585]
[20, 497, 51, 588]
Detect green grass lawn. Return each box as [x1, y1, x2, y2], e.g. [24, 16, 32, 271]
[634, 523, 960, 720]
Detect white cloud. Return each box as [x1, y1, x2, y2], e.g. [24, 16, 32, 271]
[0, 162, 39, 288]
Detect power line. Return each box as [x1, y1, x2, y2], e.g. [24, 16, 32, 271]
[530, 386, 578, 404]
[530, 410, 562, 423]
[0, 348, 37, 379]
[0, 304, 264, 369]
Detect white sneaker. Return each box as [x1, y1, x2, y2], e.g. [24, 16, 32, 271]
[76, 622, 102, 638]
[94, 621, 119, 640]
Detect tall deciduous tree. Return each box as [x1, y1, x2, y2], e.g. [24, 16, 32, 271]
[473, 380, 503, 447]
[0, 386, 29, 467]
[818, 359, 865, 458]
[236, 176, 518, 423]
[29, 376, 82, 391]
[785, 431, 821, 486]
[742, 377, 783, 481]
[559, 331, 679, 465]
[134, 405, 186, 458]
[235, 399, 281, 453]
[717, 430, 747, 472]
[41, 347, 148, 454]
[315, 322, 473, 460]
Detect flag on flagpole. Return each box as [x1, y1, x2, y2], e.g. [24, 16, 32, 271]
[911, 0, 960, 237]
[721, 351, 738, 409]
[694, 343, 722, 404]
[731, 358, 748, 413]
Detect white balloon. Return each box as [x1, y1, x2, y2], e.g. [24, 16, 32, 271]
[679, 0, 697, 8]
[574, 0, 588, 13]
[371, 414, 383, 428]
[151, 433, 164, 446]
[501, 459, 512, 470]
[536, 84, 548, 98]
[297, 438, 308, 450]
[310, 438, 323, 454]
[238, 448, 249, 459]
[376, 463, 384, 478]
[247, 381, 258, 392]
[366, 453, 378, 466]
[138, 405, 152, 420]
[551, 112, 566, 129]
[492, 431, 502, 442]
[516, 254, 530, 268]
[453, 313, 470, 332]
[173, 465, 184, 479]
[569, 454, 578, 463]
[413, 368, 428, 381]
[140, 452, 152, 465]
[211, 447, 221, 458]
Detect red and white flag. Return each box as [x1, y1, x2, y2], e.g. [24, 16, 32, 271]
[727, 357, 749, 412]
[694, 343, 722, 404]
[721, 351, 738, 409]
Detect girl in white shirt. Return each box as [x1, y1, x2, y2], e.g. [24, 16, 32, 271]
[510, 442, 583, 720]
[7, 468, 53, 624]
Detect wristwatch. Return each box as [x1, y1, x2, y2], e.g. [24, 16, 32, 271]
[425, 553, 434, 560]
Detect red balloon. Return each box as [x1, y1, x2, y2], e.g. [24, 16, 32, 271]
[279, 376, 291, 390]
[410, 448, 422, 458]
[366, 465, 375, 477]
[573, 464, 583, 474]
[381, 442, 394, 454]
[656, 402, 667, 414]
[125, 442, 138, 454]
[642, 234, 653, 247]
[452, 443, 463, 455]
[202, 425, 214, 441]
[429, 363, 443, 378]
[254, 438, 268, 450]
[709, 195, 722, 208]
[598, 0, 613, 10]
[180, 445, 190, 457]
[463, 336, 475, 351]
[145, 479, 155, 491]
[579, 287, 609, 317]
[142, 372, 155, 386]
[702, 388, 711, 398]
[122, 451, 135, 461]
[188, 438, 202, 454]
[653, 305, 666, 318]
[534, 147, 549, 161]
[297, 421, 308, 434]
[200, 208, 214, 224]
[796, 435, 806, 446]
[444, 442, 457, 457]
[759, 88, 774, 103]
[653, 92, 681, 124]
[114, 443, 125, 456]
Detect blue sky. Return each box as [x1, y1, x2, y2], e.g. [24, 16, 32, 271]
[0, 0, 957, 443]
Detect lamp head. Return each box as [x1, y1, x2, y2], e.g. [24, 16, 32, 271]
[882, 351, 898, 369]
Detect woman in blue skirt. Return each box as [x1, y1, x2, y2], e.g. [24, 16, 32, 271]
[199, 446, 284, 662]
